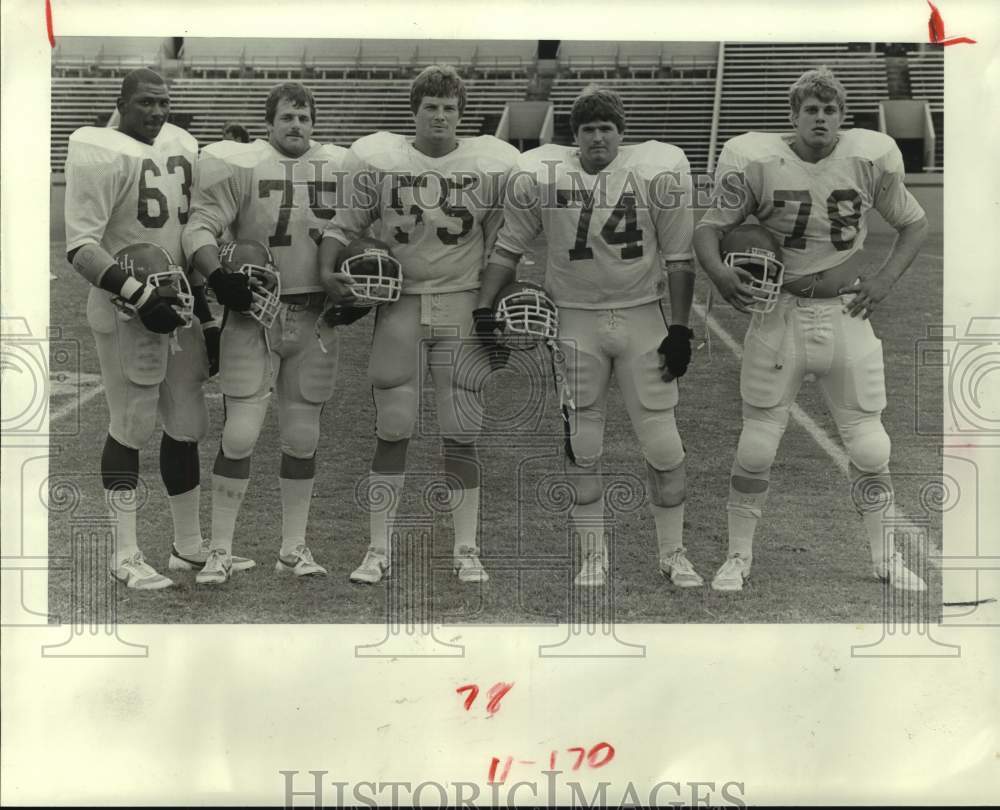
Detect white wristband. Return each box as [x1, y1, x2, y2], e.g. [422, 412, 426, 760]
[120, 277, 145, 302]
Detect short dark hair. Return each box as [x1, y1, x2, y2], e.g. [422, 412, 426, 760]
[410, 64, 466, 116]
[265, 82, 316, 125]
[788, 67, 847, 114]
[119, 68, 167, 103]
[570, 86, 626, 135]
[223, 122, 251, 143]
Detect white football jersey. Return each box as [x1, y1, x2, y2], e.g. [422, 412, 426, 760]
[183, 139, 349, 295]
[65, 123, 198, 268]
[323, 132, 519, 295]
[494, 141, 693, 310]
[700, 129, 925, 279]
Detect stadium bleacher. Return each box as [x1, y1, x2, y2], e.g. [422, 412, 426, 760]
[50, 40, 944, 177]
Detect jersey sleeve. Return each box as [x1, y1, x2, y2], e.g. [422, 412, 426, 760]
[697, 139, 759, 232]
[492, 167, 542, 259]
[872, 142, 926, 228]
[182, 146, 243, 259]
[323, 145, 380, 246]
[651, 152, 694, 261]
[64, 133, 123, 253]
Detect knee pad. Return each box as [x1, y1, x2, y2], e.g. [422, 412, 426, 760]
[373, 383, 417, 442]
[279, 401, 322, 459]
[844, 421, 891, 473]
[565, 406, 605, 469]
[735, 419, 785, 474]
[220, 398, 269, 460]
[637, 411, 685, 472]
[647, 463, 685, 508]
[112, 386, 159, 449]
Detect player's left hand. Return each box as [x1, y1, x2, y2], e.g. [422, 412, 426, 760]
[202, 323, 221, 377]
[839, 274, 893, 319]
[658, 324, 694, 382]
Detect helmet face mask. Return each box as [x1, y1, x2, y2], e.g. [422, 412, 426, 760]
[494, 281, 559, 350]
[338, 240, 402, 306]
[218, 240, 282, 328]
[114, 243, 194, 327]
[724, 247, 784, 313]
[720, 224, 785, 314]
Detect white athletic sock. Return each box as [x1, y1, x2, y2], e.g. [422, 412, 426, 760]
[279, 477, 315, 555]
[863, 500, 894, 567]
[650, 502, 685, 560]
[571, 496, 606, 559]
[369, 473, 404, 553]
[107, 489, 139, 567]
[211, 474, 250, 554]
[448, 486, 481, 553]
[726, 487, 768, 561]
[168, 488, 204, 555]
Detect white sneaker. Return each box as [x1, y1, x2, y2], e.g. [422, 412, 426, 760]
[454, 546, 489, 583]
[275, 544, 328, 577]
[711, 554, 751, 592]
[169, 541, 255, 572]
[350, 547, 390, 584]
[196, 549, 233, 586]
[659, 547, 705, 587]
[574, 551, 607, 588]
[110, 551, 174, 590]
[874, 551, 927, 592]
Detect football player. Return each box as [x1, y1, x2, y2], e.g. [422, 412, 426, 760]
[64, 68, 222, 589]
[318, 64, 519, 585]
[182, 82, 348, 583]
[693, 67, 930, 592]
[478, 87, 702, 588]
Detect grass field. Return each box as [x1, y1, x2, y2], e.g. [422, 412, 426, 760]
[46, 181, 944, 625]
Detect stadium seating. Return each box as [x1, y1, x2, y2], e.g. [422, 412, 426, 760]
[50, 77, 528, 170]
[712, 43, 891, 169]
[907, 49, 944, 170]
[550, 77, 716, 172]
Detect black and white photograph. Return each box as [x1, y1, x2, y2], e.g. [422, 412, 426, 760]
[3, 0, 998, 805]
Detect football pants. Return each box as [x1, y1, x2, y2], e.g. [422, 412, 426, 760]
[87, 286, 208, 448]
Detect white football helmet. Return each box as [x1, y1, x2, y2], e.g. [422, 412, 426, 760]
[218, 240, 282, 328]
[721, 224, 785, 314]
[338, 237, 402, 306]
[113, 242, 194, 326]
[494, 280, 559, 350]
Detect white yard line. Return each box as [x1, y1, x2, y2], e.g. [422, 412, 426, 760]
[49, 383, 105, 424]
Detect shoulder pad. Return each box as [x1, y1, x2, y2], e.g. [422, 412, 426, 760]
[68, 126, 146, 161]
[155, 122, 198, 153]
[350, 132, 408, 169]
[200, 139, 272, 167]
[838, 128, 899, 162]
[516, 143, 574, 176]
[720, 132, 788, 166]
[314, 143, 350, 166]
[622, 141, 690, 175]
[462, 136, 520, 168]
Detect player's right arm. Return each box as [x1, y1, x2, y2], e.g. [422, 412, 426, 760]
[319, 146, 379, 303]
[693, 141, 759, 312]
[181, 145, 254, 311]
[477, 168, 541, 309]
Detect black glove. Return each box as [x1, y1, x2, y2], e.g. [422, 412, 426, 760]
[657, 324, 694, 380]
[322, 303, 371, 328]
[127, 284, 187, 334]
[207, 267, 253, 312]
[202, 323, 221, 377]
[473, 306, 510, 371]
